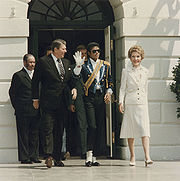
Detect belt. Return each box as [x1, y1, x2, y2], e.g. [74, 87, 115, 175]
[95, 89, 102, 94]
[87, 89, 102, 97]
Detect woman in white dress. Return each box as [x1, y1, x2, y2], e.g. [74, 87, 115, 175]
[118, 45, 153, 167]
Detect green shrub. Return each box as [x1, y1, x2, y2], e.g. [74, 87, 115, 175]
[170, 59, 180, 118]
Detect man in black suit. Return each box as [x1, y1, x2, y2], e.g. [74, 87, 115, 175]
[69, 45, 88, 159]
[9, 54, 41, 164]
[73, 42, 113, 167]
[32, 39, 77, 168]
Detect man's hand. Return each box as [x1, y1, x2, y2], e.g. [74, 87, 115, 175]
[73, 51, 85, 67]
[104, 92, 111, 104]
[118, 103, 124, 114]
[69, 104, 76, 112]
[33, 100, 39, 109]
[71, 88, 77, 100]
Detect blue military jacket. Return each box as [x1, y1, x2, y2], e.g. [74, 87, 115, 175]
[81, 58, 113, 95]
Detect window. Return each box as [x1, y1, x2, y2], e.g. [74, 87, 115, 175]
[28, 0, 114, 24]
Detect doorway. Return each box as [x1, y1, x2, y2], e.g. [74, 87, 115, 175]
[36, 28, 110, 157]
[28, 0, 116, 158]
[38, 29, 105, 61]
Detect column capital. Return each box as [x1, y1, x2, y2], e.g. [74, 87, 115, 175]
[17, 0, 31, 3]
[109, 0, 123, 8]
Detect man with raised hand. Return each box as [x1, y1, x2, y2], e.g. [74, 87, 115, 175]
[73, 42, 113, 167]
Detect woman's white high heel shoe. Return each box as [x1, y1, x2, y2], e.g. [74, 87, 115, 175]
[129, 162, 136, 166]
[145, 160, 153, 167]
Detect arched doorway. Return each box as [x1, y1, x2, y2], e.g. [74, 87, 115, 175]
[28, 0, 114, 58]
[28, 0, 116, 158]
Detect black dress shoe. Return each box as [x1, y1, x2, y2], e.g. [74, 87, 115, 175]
[85, 161, 92, 167]
[31, 159, 42, 163]
[21, 160, 33, 164]
[54, 160, 64, 167]
[45, 157, 53, 168]
[92, 161, 100, 166]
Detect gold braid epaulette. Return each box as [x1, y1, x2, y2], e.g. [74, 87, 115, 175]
[103, 61, 114, 88]
[103, 60, 110, 66]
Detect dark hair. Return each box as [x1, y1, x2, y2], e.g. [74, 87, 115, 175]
[76, 44, 86, 51]
[51, 39, 66, 52]
[46, 45, 52, 51]
[87, 42, 100, 52]
[23, 54, 34, 62]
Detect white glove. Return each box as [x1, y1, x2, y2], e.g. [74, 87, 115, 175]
[73, 51, 85, 66]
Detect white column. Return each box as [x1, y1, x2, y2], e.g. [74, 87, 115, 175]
[0, 0, 30, 163]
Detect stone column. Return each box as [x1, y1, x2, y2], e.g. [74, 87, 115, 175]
[109, 0, 127, 159]
[0, 0, 30, 163]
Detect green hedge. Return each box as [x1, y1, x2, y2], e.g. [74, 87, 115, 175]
[170, 59, 180, 118]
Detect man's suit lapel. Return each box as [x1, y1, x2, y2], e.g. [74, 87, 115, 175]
[47, 55, 61, 80]
[47, 55, 71, 81]
[86, 59, 93, 74]
[21, 68, 32, 88]
[62, 58, 71, 80]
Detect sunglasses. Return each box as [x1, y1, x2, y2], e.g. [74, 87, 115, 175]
[91, 49, 100, 54]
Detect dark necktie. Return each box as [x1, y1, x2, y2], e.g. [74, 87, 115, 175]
[57, 59, 65, 81]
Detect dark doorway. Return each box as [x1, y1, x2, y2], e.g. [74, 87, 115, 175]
[38, 29, 105, 62]
[28, 0, 116, 158]
[37, 29, 108, 157]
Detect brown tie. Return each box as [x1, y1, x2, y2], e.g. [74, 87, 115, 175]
[57, 59, 65, 81]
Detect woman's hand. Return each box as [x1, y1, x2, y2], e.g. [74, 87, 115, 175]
[118, 103, 124, 113]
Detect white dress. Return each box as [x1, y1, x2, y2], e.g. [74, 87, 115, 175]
[119, 64, 150, 138]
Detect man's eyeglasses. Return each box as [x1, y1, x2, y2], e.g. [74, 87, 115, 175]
[91, 49, 100, 54]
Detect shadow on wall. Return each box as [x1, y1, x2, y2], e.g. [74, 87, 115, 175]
[138, 0, 180, 56]
[137, 0, 179, 66]
[134, 0, 180, 121]
[136, 0, 180, 98]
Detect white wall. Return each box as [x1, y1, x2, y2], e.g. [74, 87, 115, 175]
[0, 0, 29, 163]
[110, 0, 180, 160]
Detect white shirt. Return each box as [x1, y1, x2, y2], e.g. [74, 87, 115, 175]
[89, 58, 100, 89]
[24, 66, 34, 79]
[51, 53, 63, 75]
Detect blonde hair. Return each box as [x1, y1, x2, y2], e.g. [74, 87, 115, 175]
[128, 45, 145, 59]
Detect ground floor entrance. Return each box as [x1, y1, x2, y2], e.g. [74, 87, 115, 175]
[29, 27, 116, 158]
[37, 29, 105, 61]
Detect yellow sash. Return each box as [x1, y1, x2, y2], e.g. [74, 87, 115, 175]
[84, 60, 103, 96]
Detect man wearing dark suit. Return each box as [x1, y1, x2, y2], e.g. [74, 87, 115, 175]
[32, 39, 77, 168]
[73, 42, 113, 167]
[69, 45, 88, 159]
[9, 54, 41, 164]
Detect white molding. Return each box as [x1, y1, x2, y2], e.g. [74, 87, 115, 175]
[16, 0, 31, 3]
